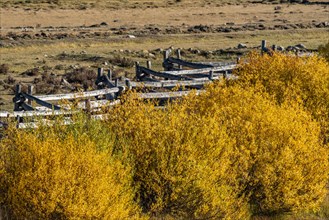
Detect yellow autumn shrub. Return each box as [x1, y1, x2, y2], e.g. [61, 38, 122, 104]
[0, 117, 141, 219]
[108, 93, 250, 219]
[0, 151, 4, 205]
[1, 51, 327, 219]
[234, 52, 329, 144]
[318, 42, 329, 62]
[107, 82, 328, 218]
[186, 83, 329, 215]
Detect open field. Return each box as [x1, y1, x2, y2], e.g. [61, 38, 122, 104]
[1, 0, 329, 10]
[1, 3, 329, 29]
[0, 0, 328, 111]
[1, 28, 328, 110]
[0, 2, 328, 105]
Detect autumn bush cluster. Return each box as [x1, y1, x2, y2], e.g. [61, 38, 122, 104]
[0, 115, 141, 219]
[1, 51, 329, 219]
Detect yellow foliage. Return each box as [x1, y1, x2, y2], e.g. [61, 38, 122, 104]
[189, 83, 329, 215]
[234, 52, 329, 144]
[318, 42, 329, 62]
[0, 153, 4, 205]
[108, 92, 250, 219]
[1, 52, 328, 219]
[0, 118, 141, 219]
[107, 83, 329, 218]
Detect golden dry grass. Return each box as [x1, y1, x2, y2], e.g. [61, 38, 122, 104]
[1, 3, 328, 29]
[1, 0, 328, 10]
[1, 29, 328, 71]
[1, 28, 328, 111]
[0, 0, 269, 10]
[1, 0, 328, 111]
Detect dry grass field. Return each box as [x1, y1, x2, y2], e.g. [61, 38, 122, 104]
[1, 0, 328, 111]
[0, 3, 328, 108]
[0, 1, 327, 105]
[1, 2, 328, 29]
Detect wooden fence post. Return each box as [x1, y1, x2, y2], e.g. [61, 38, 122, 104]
[125, 79, 132, 90]
[163, 50, 169, 71]
[236, 56, 241, 64]
[163, 50, 169, 61]
[272, 45, 277, 52]
[209, 70, 214, 80]
[177, 49, 182, 69]
[146, 61, 152, 79]
[146, 60, 152, 69]
[135, 61, 140, 80]
[14, 84, 22, 111]
[85, 99, 91, 115]
[261, 40, 266, 55]
[27, 85, 33, 106]
[97, 68, 103, 81]
[16, 115, 21, 129]
[223, 71, 228, 80]
[114, 79, 120, 98]
[107, 69, 112, 81]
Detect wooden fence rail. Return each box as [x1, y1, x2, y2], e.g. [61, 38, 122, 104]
[138, 90, 203, 99]
[0, 46, 242, 129]
[166, 57, 215, 69]
[33, 87, 121, 101]
[0, 39, 302, 130]
[131, 79, 214, 88]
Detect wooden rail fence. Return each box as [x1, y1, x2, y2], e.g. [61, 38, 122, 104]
[0, 44, 246, 129]
[0, 39, 314, 131]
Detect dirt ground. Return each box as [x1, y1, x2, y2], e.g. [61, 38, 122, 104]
[0, 1, 328, 111]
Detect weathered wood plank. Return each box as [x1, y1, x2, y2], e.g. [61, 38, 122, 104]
[0, 112, 11, 118]
[103, 75, 116, 88]
[138, 90, 203, 99]
[76, 99, 120, 109]
[131, 79, 213, 88]
[161, 64, 236, 75]
[21, 102, 35, 111]
[167, 57, 214, 69]
[196, 61, 236, 67]
[13, 110, 75, 117]
[34, 87, 120, 101]
[22, 93, 61, 110]
[33, 99, 120, 112]
[139, 66, 193, 81]
[18, 118, 73, 129]
[141, 77, 160, 82]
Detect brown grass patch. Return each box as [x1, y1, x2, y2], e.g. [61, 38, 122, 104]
[0, 64, 9, 75]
